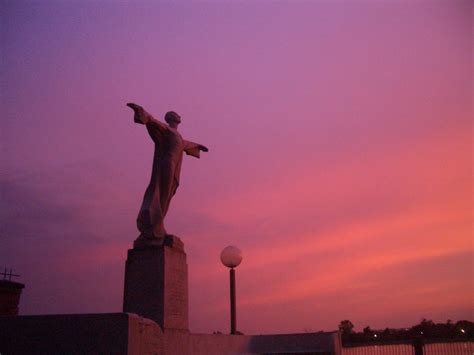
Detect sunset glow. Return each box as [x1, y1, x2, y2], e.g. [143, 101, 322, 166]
[1, 0, 472, 334]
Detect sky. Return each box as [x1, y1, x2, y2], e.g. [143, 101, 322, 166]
[0, 0, 472, 334]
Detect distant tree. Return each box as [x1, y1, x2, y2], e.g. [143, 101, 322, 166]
[339, 320, 354, 335]
[341, 318, 474, 346]
[363, 326, 373, 335]
[420, 318, 434, 327]
[456, 320, 472, 329]
[455, 320, 473, 336]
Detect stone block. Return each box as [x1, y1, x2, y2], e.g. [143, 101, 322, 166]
[123, 237, 188, 332]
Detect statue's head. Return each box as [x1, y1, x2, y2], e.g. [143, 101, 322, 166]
[165, 111, 181, 125]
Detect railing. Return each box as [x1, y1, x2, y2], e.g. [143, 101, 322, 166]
[342, 342, 474, 355]
[425, 342, 474, 355]
[342, 344, 414, 355]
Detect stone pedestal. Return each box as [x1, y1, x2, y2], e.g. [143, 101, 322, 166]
[123, 235, 188, 332]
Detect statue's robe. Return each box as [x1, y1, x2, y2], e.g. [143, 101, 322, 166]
[134, 109, 202, 239]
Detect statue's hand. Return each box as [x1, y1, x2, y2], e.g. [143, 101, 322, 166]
[126, 103, 142, 112]
[199, 145, 209, 152]
[126, 103, 149, 124]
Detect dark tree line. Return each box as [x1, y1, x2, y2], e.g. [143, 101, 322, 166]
[339, 318, 473, 345]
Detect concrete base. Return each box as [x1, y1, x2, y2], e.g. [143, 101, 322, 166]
[123, 236, 189, 332]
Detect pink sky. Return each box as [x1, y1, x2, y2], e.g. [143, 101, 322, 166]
[1, 1, 472, 334]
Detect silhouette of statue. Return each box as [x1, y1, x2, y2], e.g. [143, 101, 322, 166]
[127, 103, 208, 246]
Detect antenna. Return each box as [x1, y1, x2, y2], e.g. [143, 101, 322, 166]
[1, 267, 20, 281]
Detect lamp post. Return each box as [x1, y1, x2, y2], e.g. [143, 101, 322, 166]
[220, 246, 242, 335]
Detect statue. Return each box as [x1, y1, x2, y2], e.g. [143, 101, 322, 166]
[126, 103, 208, 246]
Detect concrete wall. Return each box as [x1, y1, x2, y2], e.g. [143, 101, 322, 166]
[128, 313, 164, 354]
[0, 313, 163, 355]
[164, 330, 340, 355]
[0, 312, 339, 354]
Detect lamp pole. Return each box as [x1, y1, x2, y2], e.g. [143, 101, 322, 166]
[220, 246, 242, 335]
[230, 267, 236, 334]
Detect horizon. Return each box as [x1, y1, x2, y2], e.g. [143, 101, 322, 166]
[1, 0, 472, 334]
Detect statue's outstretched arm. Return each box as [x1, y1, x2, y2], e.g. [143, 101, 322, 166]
[183, 140, 209, 159]
[126, 103, 166, 142]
